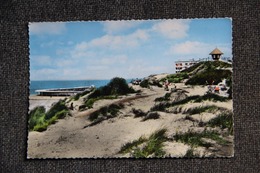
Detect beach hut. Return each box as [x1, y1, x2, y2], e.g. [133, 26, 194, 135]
[209, 48, 223, 61]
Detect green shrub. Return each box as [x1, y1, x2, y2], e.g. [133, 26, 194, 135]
[45, 100, 68, 120]
[161, 72, 189, 83]
[85, 98, 98, 108]
[182, 62, 203, 73]
[28, 106, 46, 130]
[54, 109, 69, 119]
[185, 69, 231, 85]
[33, 123, 49, 132]
[28, 100, 69, 132]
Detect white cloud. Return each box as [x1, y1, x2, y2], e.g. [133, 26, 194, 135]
[30, 68, 58, 80]
[152, 19, 190, 39]
[29, 22, 66, 35]
[56, 59, 77, 68]
[72, 29, 149, 59]
[102, 20, 143, 34]
[88, 29, 149, 49]
[100, 55, 128, 65]
[62, 69, 81, 76]
[169, 41, 210, 55]
[30, 55, 53, 66]
[168, 41, 232, 59]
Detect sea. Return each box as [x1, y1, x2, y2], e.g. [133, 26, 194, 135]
[30, 79, 132, 95]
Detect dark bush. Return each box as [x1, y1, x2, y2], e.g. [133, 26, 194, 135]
[150, 102, 171, 111]
[108, 77, 135, 95]
[142, 112, 160, 121]
[140, 79, 149, 88]
[88, 77, 135, 99]
[79, 104, 87, 111]
[227, 86, 232, 99]
[132, 108, 147, 118]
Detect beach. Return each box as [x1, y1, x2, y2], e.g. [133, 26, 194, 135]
[27, 74, 233, 158]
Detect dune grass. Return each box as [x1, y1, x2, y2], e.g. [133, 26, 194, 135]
[174, 130, 228, 148]
[154, 92, 172, 102]
[119, 129, 167, 158]
[84, 95, 118, 109]
[184, 105, 221, 115]
[72, 88, 94, 101]
[119, 136, 147, 154]
[28, 100, 69, 132]
[151, 93, 229, 112]
[184, 148, 200, 158]
[84, 104, 124, 128]
[207, 111, 233, 135]
[142, 112, 160, 121]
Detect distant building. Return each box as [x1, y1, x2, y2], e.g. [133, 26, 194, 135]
[175, 48, 231, 73]
[175, 59, 199, 73]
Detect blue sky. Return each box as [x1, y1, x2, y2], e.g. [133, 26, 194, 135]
[29, 18, 232, 80]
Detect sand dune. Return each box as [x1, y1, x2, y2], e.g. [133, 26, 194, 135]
[27, 79, 233, 158]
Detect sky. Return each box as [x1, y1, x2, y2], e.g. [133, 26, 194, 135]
[29, 18, 232, 80]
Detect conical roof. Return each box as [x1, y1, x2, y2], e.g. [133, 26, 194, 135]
[209, 48, 223, 55]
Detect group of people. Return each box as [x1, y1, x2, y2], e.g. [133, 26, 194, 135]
[164, 80, 176, 91]
[131, 78, 142, 85]
[206, 80, 227, 94]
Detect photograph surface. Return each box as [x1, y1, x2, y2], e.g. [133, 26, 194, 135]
[28, 18, 233, 158]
